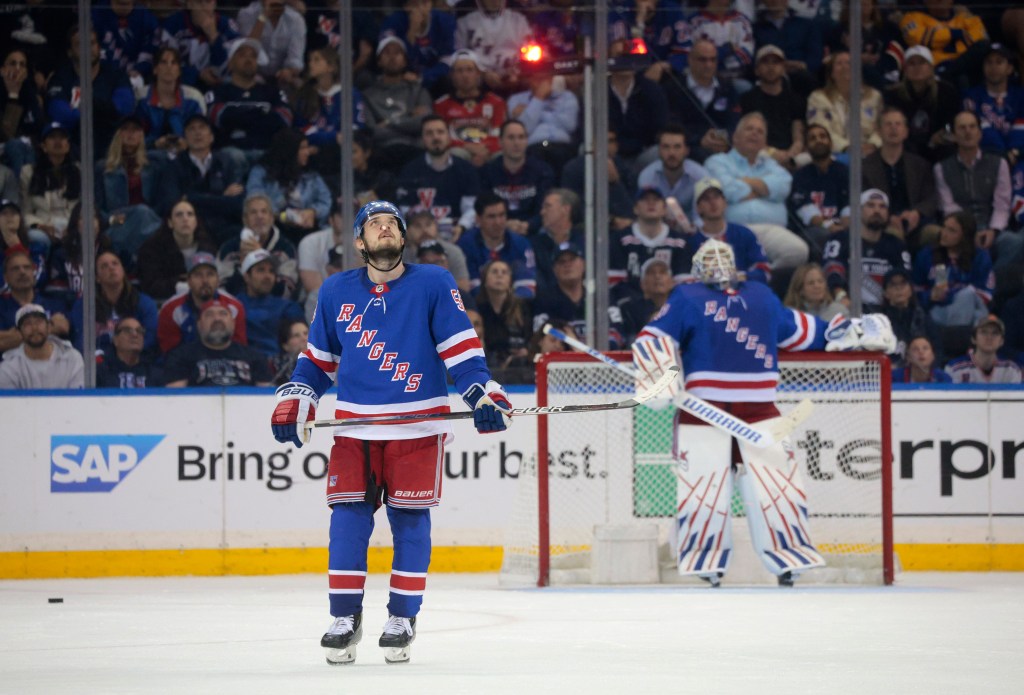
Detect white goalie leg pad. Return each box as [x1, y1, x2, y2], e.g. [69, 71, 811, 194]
[735, 436, 826, 577]
[674, 424, 735, 578]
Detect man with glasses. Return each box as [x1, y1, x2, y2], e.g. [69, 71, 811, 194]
[96, 317, 163, 388]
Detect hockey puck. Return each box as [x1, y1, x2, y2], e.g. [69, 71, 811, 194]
[48, 598, 63, 604]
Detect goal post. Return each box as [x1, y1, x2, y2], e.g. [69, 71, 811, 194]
[501, 351, 894, 587]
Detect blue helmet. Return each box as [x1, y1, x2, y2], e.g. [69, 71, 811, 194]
[353, 201, 407, 238]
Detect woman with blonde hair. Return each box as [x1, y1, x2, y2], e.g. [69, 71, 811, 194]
[806, 50, 884, 157]
[96, 116, 162, 256]
[783, 262, 847, 321]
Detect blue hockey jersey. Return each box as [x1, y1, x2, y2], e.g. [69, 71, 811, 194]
[291, 264, 490, 441]
[639, 281, 827, 402]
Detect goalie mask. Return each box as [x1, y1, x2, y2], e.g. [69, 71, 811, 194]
[692, 239, 737, 289]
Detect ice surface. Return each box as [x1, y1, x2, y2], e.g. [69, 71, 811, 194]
[1, 572, 1022, 695]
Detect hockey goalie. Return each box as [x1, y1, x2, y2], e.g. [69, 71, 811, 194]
[633, 239, 895, 587]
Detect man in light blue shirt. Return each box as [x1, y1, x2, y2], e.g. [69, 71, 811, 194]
[637, 124, 709, 223]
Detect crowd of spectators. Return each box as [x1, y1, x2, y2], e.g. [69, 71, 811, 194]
[0, 0, 1023, 389]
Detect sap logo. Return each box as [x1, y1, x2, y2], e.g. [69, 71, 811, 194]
[51, 435, 165, 493]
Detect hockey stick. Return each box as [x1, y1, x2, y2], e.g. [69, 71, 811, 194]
[541, 324, 814, 448]
[301, 366, 680, 434]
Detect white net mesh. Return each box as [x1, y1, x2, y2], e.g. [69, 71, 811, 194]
[499, 352, 892, 586]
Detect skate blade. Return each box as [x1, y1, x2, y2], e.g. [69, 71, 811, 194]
[325, 645, 357, 665]
[384, 646, 411, 664]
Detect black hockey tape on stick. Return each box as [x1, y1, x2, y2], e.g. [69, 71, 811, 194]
[302, 367, 680, 433]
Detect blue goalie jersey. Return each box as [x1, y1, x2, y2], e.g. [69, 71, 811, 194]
[292, 264, 490, 441]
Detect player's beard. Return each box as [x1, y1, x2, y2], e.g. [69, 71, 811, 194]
[363, 238, 404, 271]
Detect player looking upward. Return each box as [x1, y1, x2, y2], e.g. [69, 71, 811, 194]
[270, 201, 512, 664]
[634, 239, 894, 587]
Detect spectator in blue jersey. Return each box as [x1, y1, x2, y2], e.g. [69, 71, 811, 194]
[96, 317, 163, 389]
[507, 61, 580, 175]
[304, 3, 376, 88]
[609, 187, 694, 302]
[136, 47, 207, 160]
[531, 188, 584, 296]
[620, 0, 690, 81]
[783, 263, 847, 323]
[704, 112, 808, 272]
[637, 125, 709, 223]
[164, 297, 273, 387]
[236, 0, 307, 90]
[0, 250, 69, 354]
[752, 0, 822, 98]
[0, 48, 43, 176]
[945, 315, 1023, 384]
[788, 125, 851, 255]
[294, 45, 366, 183]
[45, 25, 135, 156]
[159, 0, 240, 89]
[658, 40, 737, 165]
[379, 0, 456, 95]
[607, 45, 669, 167]
[207, 38, 292, 156]
[823, 189, 912, 308]
[362, 37, 433, 173]
[458, 193, 537, 299]
[396, 114, 480, 236]
[691, 177, 771, 286]
[739, 45, 807, 170]
[245, 128, 332, 244]
[561, 129, 637, 231]
[687, 0, 755, 87]
[236, 249, 304, 358]
[92, 0, 161, 89]
[962, 43, 1024, 166]
[475, 259, 533, 373]
[870, 267, 941, 370]
[218, 193, 299, 299]
[893, 335, 951, 383]
[0, 199, 47, 292]
[912, 211, 994, 329]
[617, 256, 674, 347]
[95, 116, 163, 258]
[479, 120, 554, 236]
[70, 251, 159, 357]
[160, 114, 246, 242]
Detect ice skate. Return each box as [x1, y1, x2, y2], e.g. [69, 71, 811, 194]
[699, 572, 723, 588]
[379, 615, 416, 664]
[777, 571, 795, 587]
[321, 614, 362, 665]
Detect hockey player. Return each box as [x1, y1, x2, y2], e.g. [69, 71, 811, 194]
[634, 239, 894, 586]
[270, 201, 512, 665]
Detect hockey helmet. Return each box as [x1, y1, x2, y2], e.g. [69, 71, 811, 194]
[354, 201, 407, 239]
[692, 238, 737, 289]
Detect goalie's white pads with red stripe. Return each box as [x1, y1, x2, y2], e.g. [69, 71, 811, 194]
[825, 313, 897, 354]
[735, 437, 826, 576]
[633, 335, 682, 404]
[674, 425, 735, 578]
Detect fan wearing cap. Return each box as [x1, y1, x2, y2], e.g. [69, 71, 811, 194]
[869, 266, 941, 369]
[751, 3, 822, 96]
[18, 122, 80, 241]
[617, 256, 673, 345]
[395, 114, 481, 236]
[0, 250, 69, 354]
[822, 188, 911, 307]
[363, 36, 434, 166]
[454, 0, 531, 94]
[962, 43, 1024, 164]
[377, 1, 456, 91]
[0, 303, 84, 390]
[236, 0, 306, 89]
[216, 193, 299, 299]
[159, 1, 241, 89]
[457, 192, 537, 299]
[236, 248, 303, 357]
[163, 296, 272, 387]
[690, 177, 771, 286]
[883, 45, 960, 159]
[433, 49, 508, 167]
[157, 251, 247, 354]
[270, 200, 512, 662]
[45, 25, 134, 154]
[207, 37, 292, 153]
[135, 46, 207, 155]
[945, 315, 1022, 384]
[609, 186, 694, 302]
[740, 45, 808, 168]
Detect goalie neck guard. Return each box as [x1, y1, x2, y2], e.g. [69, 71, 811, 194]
[692, 238, 738, 289]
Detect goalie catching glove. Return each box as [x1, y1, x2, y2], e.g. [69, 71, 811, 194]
[825, 313, 898, 354]
[271, 382, 319, 447]
[462, 380, 513, 433]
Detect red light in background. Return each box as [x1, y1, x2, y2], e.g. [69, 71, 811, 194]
[521, 42, 544, 63]
[626, 38, 648, 55]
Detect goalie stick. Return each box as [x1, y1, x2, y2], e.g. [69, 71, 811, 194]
[541, 324, 814, 448]
[301, 366, 680, 438]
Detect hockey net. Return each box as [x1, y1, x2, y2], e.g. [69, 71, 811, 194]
[500, 351, 893, 586]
